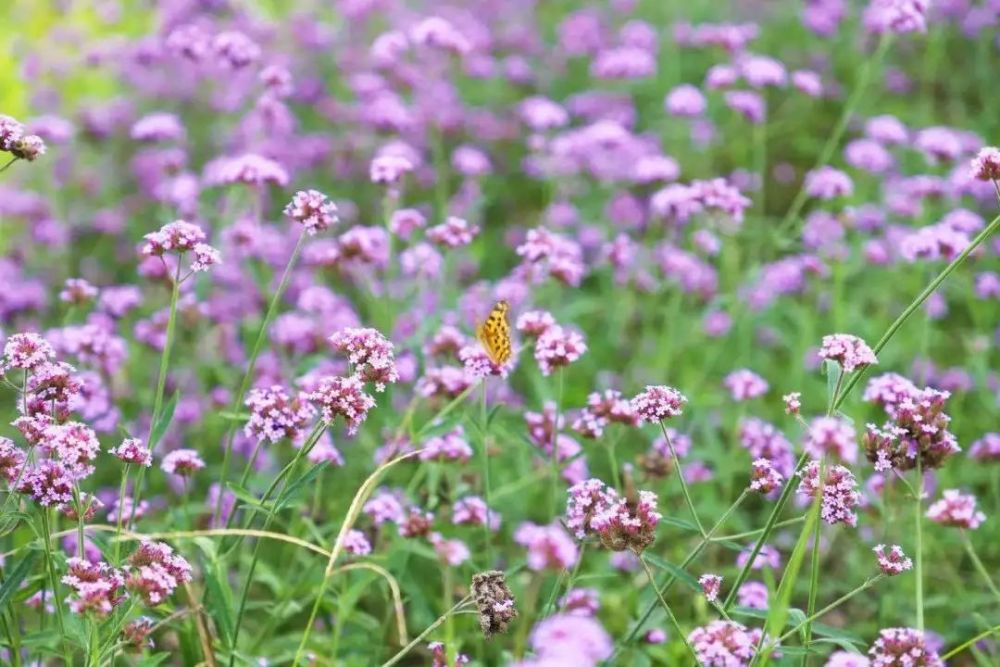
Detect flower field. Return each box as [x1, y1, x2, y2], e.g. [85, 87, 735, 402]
[0, 0, 999, 665]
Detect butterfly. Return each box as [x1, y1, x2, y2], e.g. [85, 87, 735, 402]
[476, 300, 512, 366]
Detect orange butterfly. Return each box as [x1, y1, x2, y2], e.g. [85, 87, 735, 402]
[476, 300, 512, 366]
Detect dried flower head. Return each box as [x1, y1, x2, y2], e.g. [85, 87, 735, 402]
[471, 570, 518, 638]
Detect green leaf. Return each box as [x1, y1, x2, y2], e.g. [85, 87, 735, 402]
[197, 545, 235, 648]
[226, 482, 266, 511]
[274, 461, 330, 512]
[149, 391, 179, 449]
[0, 511, 32, 537]
[0, 548, 39, 610]
[136, 652, 172, 667]
[824, 360, 841, 411]
[642, 554, 700, 593]
[657, 516, 700, 533]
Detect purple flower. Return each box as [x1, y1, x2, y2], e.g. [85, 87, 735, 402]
[527, 613, 612, 666]
[868, 628, 943, 666]
[369, 154, 414, 185]
[410, 16, 471, 55]
[689, 620, 761, 667]
[46, 421, 101, 479]
[864, 0, 931, 35]
[130, 113, 185, 143]
[534, 325, 587, 376]
[0, 437, 26, 482]
[59, 278, 98, 305]
[797, 461, 861, 527]
[284, 190, 339, 236]
[873, 544, 912, 575]
[125, 541, 193, 605]
[62, 558, 125, 617]
[926, 489, 986, 529]
[723, 369, 769, 401]
[244, 386, 316, 445]
[342, 529, 372, 556]
[110, 438, 153, 467]
[559, 588, 600, 616]
[969, 433, 1000, 461]
[515, 522, 578, 570]
[738, 581, 769, 609]
[750, 459, 784, 494]
[420, 426, 473, 463]
[17, 460, 75, 507]
[203, 154, 289, 188]
[161, 449, 205, 477]
[783, 392, 802, 415]
[328, 327, 399, 391]
[427, 216, 480, 248]
[2, 332, 55, 371]
[590, 47, 656, 79]
[699, 573, 723, 602]
[804, 417, 858, 463]
[725, 90, 766, 123]
[825, 651, 871, 667]
[970, 146, 1000, 181]
[819, 334, 878, 372]
[664, 84, 707, 117]
[304, 375, 376, 435]
[805, 167, 854, 199]
[428, 532, 470, 566]
[211, 31, 261, 69]
[0, 114, 24, 151]
[631, 385, 687, 423]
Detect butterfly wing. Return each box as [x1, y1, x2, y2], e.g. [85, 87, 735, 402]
[477, 301, 511, 366]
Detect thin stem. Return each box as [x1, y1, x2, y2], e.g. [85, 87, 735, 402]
[961, 530, 1000, 605]
[778, 35, 891, 234]
[607, 433, 621, 490]
[130, 258, 182, 530]
[113, 464, 130, 564]
[480, 379, 493, 567]
[800, 494, 825, 666]
[548, 368, 565, 517]
[40, 510, 72, 664]
[723, 452, 810, 611]
[659, 420, 706, 537]
[380, 597, 473, 667]
[639, 555, 699, 662]
[0, 157, 18, 174]
[833, 210, 1000, 412]
[711, 516, 806, 541]
[616, 490, 749, 655]
[772, 575, 884, 647]
[941, 624, 1000, 661]
[215, 231, 307, 523]
[915, 460, 924, 631]
[541, 543, 587, 618]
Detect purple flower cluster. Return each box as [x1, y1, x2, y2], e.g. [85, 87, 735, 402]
[868, 627, 943, 667]
[873, 544, 912, 575]
[244, 385, 316, 444]
[926, 489, 986, 530]
[797, 461, 861, 527]
[819, 334, 878, 373]
[565, 478, 661, 552]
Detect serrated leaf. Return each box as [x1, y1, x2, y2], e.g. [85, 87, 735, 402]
[0, 548, 39, 610]
[149, 391, 179, 449]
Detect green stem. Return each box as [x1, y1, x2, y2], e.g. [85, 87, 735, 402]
[549, 368, 565, 517]
[778, 35, 891, 234]
[40, 510, 72, 664]
[801, 485, 825, 666]
[380, 597, 472, 667]
[711, 516, 806, 542]
[722, 452, 810, 611]
[961, 530, 1000, 605]
[915, 459, 924, 631]
[113, 464, 130, 564]
[639, 555, 699, 663]
[215, 231, 307, 523]
[480, 380, 493, 568]
[615, 490, 748, 655]
[770, 575, 884, 648]
[833, 210, 1000, 412]
[541, 543, 587, 618]
[0, 157, 18, 175]
[659, 420, 706, 537]
[941, 624, 1000, 661]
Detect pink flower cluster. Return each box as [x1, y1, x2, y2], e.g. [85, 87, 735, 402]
[688, 620, 761, 667]
[631, 385, 687, 423]
[804, 416, 858, 463]
[514, 522, 578, 571]
[109, 437, 153, 467]
[244, 385, 316, 444]
[749, 459, 784, 494]
[572, 389, 638, 438]
[427, 216, 480, 248]
[926, 489, 986, 530]
[304, 374, 376, 435]
[699, 573, 723, 602]
[868, 627, 943, 667]
[819, 334, 878, 373]
[419, 426, 473, 463]
[650, 178, 752, 225]
[534, 325, 587, 376]
[723, 369, 769, 401]
[796, 461, 861, 527]
[863, 377, 959, 471]
[328, 327, 399, 391]
[565, 478, 661, 552]
[62, 558, 126, 616]
[873, 544, 912, 576]
[283, 189, 339, 236]
[125, 541, 194, 605]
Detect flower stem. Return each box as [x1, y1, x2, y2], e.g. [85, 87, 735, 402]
[215, 231, 307, 524]
[0, 157, 18, 175]
[723, 452, 810, 611]
[941, 624, 1000, 661]
[639, 555, 698, 662]
[800, 499, 825, 666]
[659, 420, 705, 537]
[770, 575, 884, 649]
[961, 530, 1000, 605]
[833, 210, 1000, 412]
[548, 368, 565, 517]
[40, 509, 72, 664]
[112, 464, 130, 564]
[480, 379, 493, 568]
[915, 459, 924, 631]
[381, 597, 472, 667]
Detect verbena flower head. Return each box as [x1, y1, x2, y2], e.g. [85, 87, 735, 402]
[740, 417, 795, 477]
[284, 190, 339, 236]
[865, 383, 959, 471]
[699, 574, 723, 602]
[819, 334, 878, 372]
[969, 433, 1000, 461]
[864, 1, 931, 35]
[420, 426, 473, 463]
[737, 544, 782, 570]
[59, 278, 99, 305]
[62, 558, 125, 617]
[427, 216, 480, 248]
[125, 541, 193, 605]
[190, 243, 221, 272]
[10, 134, 46, 161]
[825, 651, 871, 667]
[122, 617, 156, 652]
[970, 146, 1000, 181]
[534, 325, 587, 376]
[749, 458, 784, 494]
[783, 392, 802, 415]
[370, 154, 413, 185]
[160, 449, 205, 477]
[244, 386, 316, 444]
[804, 417, 858, 463]
[0, 437, 26, 482]
[796, 461, 861, 527]
[516, 310, 556, 338]
[514, 522, 579, 570]
[631, 385, 687, 423]
[328, 327, 399, 391]
[428, 532, 470, 566]
[453, 496, 500, 530]
[565, 478, 661, 552]
[342, 529, 372, 556]
[429, 642, 469, 667]
[304, 375, 376, 435]
[560, 588, 600, 616]
[527, 613, 612, 665]
[926, 489, 986, 529]
[17, 460, 75, 506]
[572, 389, 638, 438]
[46, 421, 101, 478]
[805, 167, 854, 199]
[689, 620, 761, 667]
[204, 153, 289, 187]
[0, 114, 24, 150]
[2, 332, 55, 372]
[868, 627, 943, 667]
[723, 369, 769, 401]
[471, 570, 517, 638]
[141, 220, 206, 257]
[130, 113, 185, 143]
[738, 581, 769, 609]
[664, 84, 707, 117]
[873, 544, 912, 575]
